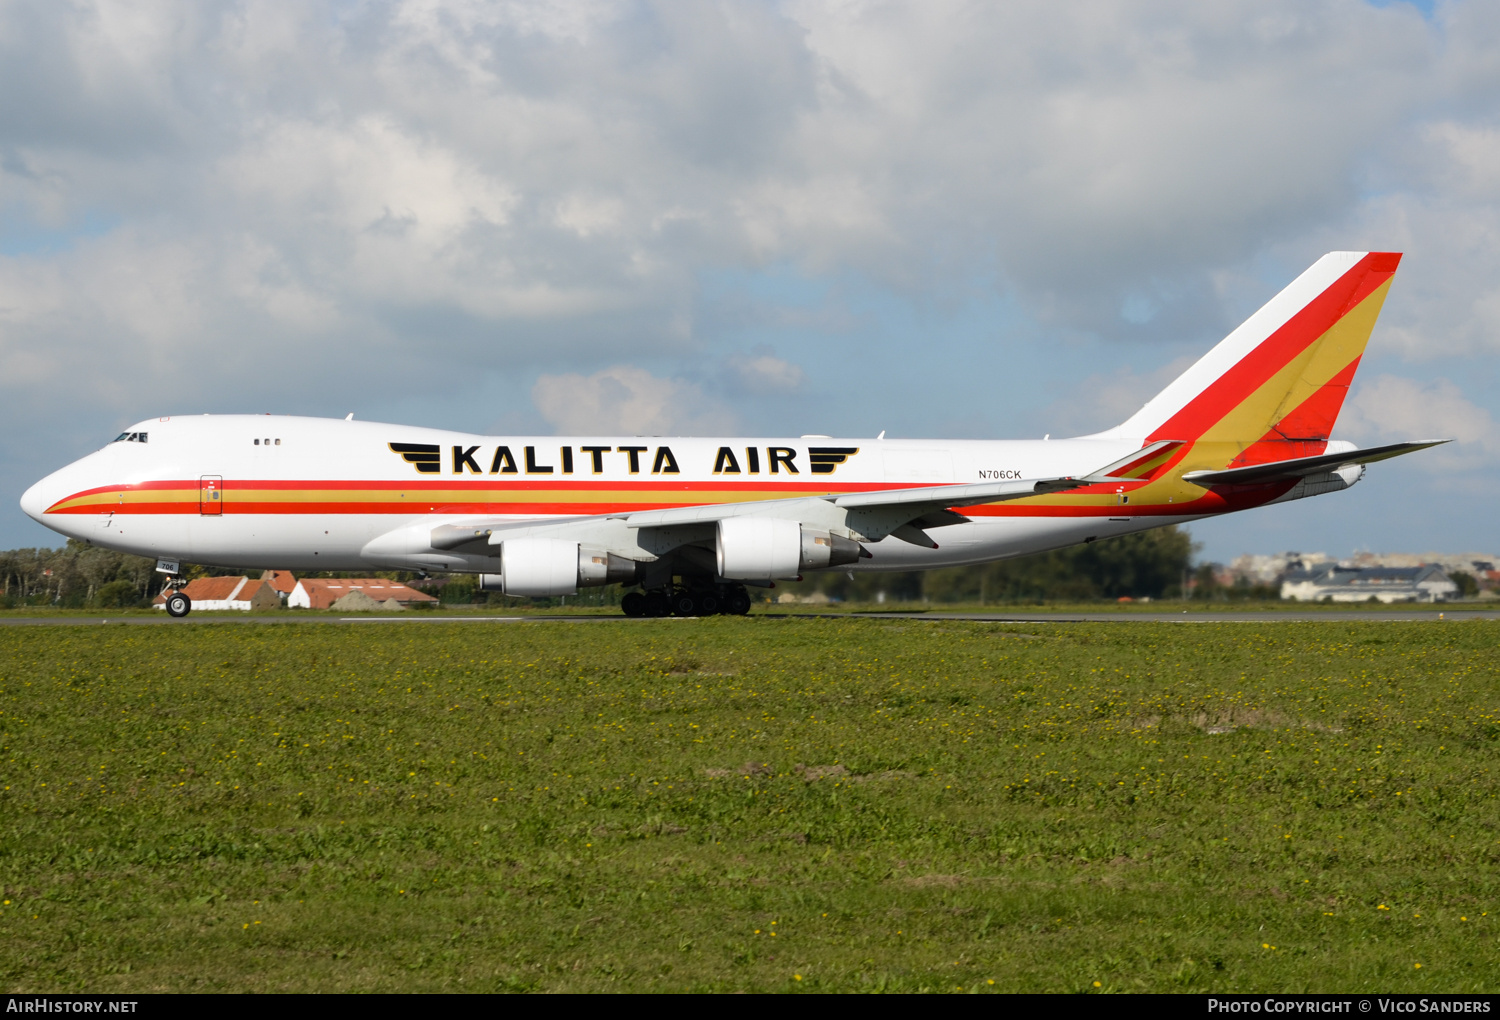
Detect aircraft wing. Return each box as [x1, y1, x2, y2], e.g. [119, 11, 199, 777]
[422, 472, 1094, 555]
[617, 474, 1091, 548]
[614, 475, 1086, 528]
[1181, 440, 1447, 487]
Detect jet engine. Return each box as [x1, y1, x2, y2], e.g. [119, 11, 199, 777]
[716, 517, 863, 580]
[479, 539, 639, 596]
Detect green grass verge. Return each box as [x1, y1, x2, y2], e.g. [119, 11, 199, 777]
[2, 597, 1495, 619]
[1, 619, 1497, 992]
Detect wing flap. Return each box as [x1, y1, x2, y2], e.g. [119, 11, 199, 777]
[830, 475, 1084, 511]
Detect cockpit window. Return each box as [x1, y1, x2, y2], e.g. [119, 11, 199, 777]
[112, 432, 147, 444]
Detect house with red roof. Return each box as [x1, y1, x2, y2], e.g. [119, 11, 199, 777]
[152, 576, 280, 611]
[287, 578, 437, 610]
[260, 570, 298, 599]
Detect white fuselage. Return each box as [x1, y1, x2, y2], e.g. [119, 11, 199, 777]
[20, 415, 1202, 574]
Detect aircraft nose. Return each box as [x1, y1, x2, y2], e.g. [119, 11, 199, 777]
[19, 478, 50, 522]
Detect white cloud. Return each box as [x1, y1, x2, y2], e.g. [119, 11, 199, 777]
[724, 350, 805, 395]
[1339, 374, 1500, 470]
[0, 0, 1470, 404]
[531, 364, 734, 435]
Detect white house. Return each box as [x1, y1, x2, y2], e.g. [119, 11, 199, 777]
[1281, 564, 1459, 603]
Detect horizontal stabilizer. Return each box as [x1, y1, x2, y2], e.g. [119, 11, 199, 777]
[1181, 440, 1446, 486]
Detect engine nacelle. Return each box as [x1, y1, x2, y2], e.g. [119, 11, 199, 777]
[478, 540, 640, 596]
[716, 518, 863, 580]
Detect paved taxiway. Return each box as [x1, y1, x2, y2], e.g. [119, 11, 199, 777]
[1, 609, 1497, 626]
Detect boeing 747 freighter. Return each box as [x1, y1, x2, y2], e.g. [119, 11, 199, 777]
[21, 251, 1440, 617]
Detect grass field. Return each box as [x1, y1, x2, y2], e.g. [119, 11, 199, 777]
[1, 595, 1492, 618]
[1, 617, 1497, 993]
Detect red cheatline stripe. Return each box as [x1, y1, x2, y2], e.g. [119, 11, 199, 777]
[54, 475, 1166, 516]
[82, 500, 757, 516]
[1147, 252, 1399, 443]
[85, 497, 1252, 519]
[53, 485, 1294, 519]
[51, 477, 913, 502]
[222, 477, 904, 492]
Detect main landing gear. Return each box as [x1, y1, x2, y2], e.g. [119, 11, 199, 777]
[621, 584, 753, 618]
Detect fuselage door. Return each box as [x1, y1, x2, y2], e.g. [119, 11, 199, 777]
[199, 475, 223, 516]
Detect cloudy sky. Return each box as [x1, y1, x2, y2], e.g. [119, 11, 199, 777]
[2, 0, 1496, 561]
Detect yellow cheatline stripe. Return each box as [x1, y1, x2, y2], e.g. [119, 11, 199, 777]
[51, 489, 194, 511]
[55, 486, 846, 510]
[1200, 278, 1392, 446]
[226, 488, 824, 505]
[121, 489, 196, 505]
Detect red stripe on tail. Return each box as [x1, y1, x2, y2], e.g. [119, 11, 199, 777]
[1147, 252, 1399, 442]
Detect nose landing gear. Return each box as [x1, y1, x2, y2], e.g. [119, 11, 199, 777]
[161, 578, 191, 618]
[620, 584, 753, 617]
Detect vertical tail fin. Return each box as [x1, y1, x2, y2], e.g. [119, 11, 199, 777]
[1097, 251, 1401, 467]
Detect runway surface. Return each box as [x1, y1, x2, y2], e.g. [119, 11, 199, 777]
[1, 609, 1497, 626]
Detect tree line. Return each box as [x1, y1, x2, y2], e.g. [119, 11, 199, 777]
[0, 526, 1201, 608]
[0, 540, 163, 608]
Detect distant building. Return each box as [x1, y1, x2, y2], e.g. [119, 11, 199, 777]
[152, 576, 280, 611]
[260, 570, 298, 601]
[1344, 551, 1499, 578]
[288, 578, 438, 610]
[1230, 551, 1334, 586]
[1281, 564, 1459, 603]
[776, 591, 832, 604]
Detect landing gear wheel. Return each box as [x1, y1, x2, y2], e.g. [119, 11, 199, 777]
[165, 592, 191, 618]
[696, 592, 720, 616]
[643, 590, 671, 618]
[671, 591, 699, 617]
[621, 591, 646, 617]
[725, 588, 752, 616]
